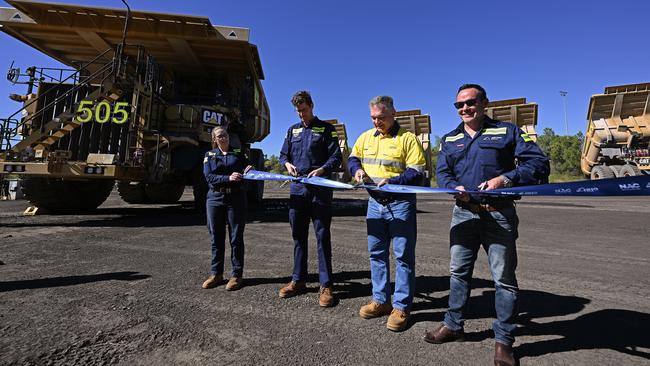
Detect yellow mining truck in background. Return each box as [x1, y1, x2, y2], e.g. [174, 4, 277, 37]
[323, 119, 351, 182]
[394, 109, 434, 182]
[580, 83, 650, 179]
[486, 98, 539, 142]
[0, 1, 270, 212]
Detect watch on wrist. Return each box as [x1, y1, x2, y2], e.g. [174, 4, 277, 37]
[501, 175, 513, 188]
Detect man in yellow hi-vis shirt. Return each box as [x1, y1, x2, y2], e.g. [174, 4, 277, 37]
[348, 95, 426, 332]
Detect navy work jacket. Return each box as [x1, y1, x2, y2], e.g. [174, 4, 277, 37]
[279, 117, 342, 177]
[436, 118, 550, 198]
[203, 147, 250, 190]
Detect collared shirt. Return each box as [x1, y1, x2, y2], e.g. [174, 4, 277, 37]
[348, 122, 426, 185]
[203, 146, 250, 189]
[436, 117, 550, 194]
[279, 117, 342, 176]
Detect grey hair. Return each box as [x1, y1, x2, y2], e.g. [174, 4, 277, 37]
[211, 125, 228, 139]
[369, 95, 395, 112]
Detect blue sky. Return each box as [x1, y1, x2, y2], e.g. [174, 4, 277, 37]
[1, 0, 648, 156]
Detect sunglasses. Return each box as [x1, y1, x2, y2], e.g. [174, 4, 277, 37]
[453, 98, 479, 109]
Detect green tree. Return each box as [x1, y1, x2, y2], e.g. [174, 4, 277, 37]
[429, 135, 441, 186]
[536, 128, 583, 179]
[264, 154, 284, 173]
[536, 127, 556, 155]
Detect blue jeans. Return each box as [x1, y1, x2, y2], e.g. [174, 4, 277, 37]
[366, 195, 417, 311]
[444, 204, 519, 346]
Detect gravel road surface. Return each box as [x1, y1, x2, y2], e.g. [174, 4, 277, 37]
[1, 186, 649, 365]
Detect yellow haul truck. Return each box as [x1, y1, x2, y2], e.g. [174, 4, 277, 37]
[580, 83, 650, 179]
[323, 119, 351, 182]
[394, 110, 434, 182]
[486, 98, 539, 142]
[0, 1, 270, 212]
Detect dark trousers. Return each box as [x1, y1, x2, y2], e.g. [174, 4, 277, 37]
[288, 184, 333, 287]
[206, 191, 246, 277]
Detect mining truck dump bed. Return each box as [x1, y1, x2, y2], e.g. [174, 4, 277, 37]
[394, 109, 433, 181]
[580, 83, 650, 179]
[486, 98, 539, 142]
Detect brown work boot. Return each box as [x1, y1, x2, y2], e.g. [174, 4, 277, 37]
[494, 342, 516, 366]
[225, 277, 243, 291]
[318, 286, 334, 307]
[201, 274, 223, 289]
[386, 309, 410, 331]
[359, 301, 392, 319]
[278, 281, 306, 298]
[423, 324, 465, 344]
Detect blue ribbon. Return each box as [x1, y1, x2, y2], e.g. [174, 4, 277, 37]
[245, 169, 650, 196]
[244, 170, 294, 182]
[243, 170, 354, 189]
[300, 176, 355, 189]
[357, 183, 459, 194]
[473, 174, 650, 197]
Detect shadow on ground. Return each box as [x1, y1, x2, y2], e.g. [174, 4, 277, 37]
[0, 271, 150, 292]
[516, 308, 650, 360]
[1, 198, 368, 228]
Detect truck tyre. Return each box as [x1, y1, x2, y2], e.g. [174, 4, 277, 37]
[191, 164, 208, 211]
[619, 164, 641, 177]
[247, 148, 264, 204]
[20, 177, 114, 213]
[590, 165, 615, 180]
[144, 183, 185, 203]
[117, 181, 149, 204]
[608, 165, 623, 177]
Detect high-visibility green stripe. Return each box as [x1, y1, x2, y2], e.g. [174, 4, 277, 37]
[483, 127, 507, 135]
[445, 133, 464, 142]
[312, 127, 325, 132]
[521, 133, 533, 142]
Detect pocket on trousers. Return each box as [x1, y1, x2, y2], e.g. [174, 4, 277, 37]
[489, 207, 518, 232]
[451, 205, 475, 228]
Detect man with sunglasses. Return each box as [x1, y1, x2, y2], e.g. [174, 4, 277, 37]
[425, 84, 549, 366]
[278, 91, 342, 308]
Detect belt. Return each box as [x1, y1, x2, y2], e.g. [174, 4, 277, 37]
[374, 196, 395, 205]
[457, 200, 514, 213]
[213, 187, 240, 194]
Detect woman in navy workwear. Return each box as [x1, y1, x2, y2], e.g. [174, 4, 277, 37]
[201, 126, 253, 291]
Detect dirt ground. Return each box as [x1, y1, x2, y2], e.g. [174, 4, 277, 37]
[1, 186, 649, 365]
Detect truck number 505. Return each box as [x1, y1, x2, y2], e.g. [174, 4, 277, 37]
[76, 101, 130, 124]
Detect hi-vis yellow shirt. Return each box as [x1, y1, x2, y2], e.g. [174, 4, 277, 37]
[350, 126, 426, 182]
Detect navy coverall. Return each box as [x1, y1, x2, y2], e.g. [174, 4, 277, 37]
[203, 147, 250, 277]
[279, 117, 342, 287]
[436, 117, 550, 346]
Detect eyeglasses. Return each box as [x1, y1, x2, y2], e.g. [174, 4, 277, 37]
[215, 135, 229, 139]
[453, 98, 479, 109]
